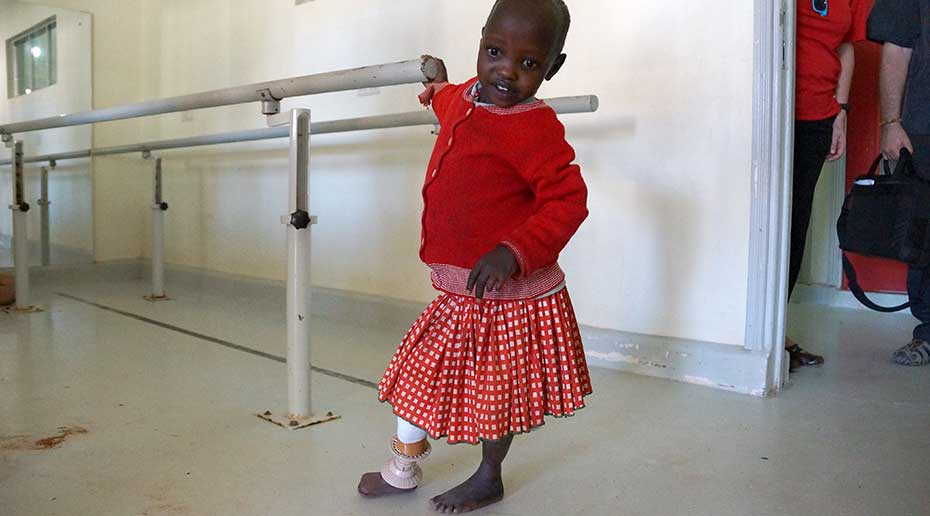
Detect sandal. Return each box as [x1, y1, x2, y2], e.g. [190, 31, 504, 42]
[786, 343, 824, 372]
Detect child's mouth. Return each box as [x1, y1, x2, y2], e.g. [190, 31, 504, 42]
[494, 83, 516, 97]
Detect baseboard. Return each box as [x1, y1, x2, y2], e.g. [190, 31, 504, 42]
[16, 258, 144, 281]
[33, 260, 772, 397]
[0, 233, 94, 270]
[580, 326, 770, 397]
[792, 283, 909, 311]
[157, 261, 428, 327]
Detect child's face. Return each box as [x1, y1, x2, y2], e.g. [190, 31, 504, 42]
[476, 8, 559, 107]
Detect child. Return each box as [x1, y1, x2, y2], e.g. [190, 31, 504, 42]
[358, 0, 591, 512]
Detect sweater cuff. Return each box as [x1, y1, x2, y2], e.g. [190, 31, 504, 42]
[418, 82, 451, 107]
[499, 241, 528, 278]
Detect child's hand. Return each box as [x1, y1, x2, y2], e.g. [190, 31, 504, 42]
[467, 246, 518, 299]
[418, 55, 448, 107]
[421, 55, 448, 84]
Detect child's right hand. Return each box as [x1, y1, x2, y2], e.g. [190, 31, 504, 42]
[467, 246, 519, 299]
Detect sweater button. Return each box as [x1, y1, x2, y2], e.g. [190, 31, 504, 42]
[448, 137, 453, 146]
[466, 108, 474, 116]
[431, 169, 438, 178]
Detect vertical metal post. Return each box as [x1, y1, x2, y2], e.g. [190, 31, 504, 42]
[149, 156, 167, 300]
[257, 108, 336, 430]
[9, 141, 33, 311]
[38, 165, 51, 266]
[287, 108, 312, 419]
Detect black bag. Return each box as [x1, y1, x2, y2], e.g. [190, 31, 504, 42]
[836, 149, 930, 312]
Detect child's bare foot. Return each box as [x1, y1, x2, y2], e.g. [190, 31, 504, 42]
[429, 462, 504, 514]
[357, 472, 416, 497]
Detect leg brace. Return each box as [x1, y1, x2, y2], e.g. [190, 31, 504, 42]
[380, 435, 431, 489]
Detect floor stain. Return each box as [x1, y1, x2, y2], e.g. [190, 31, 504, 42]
[142, 479, 191, 515]
[0, 426, 88, 451]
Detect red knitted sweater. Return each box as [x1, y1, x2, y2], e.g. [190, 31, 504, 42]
[419, 78, 588, 285]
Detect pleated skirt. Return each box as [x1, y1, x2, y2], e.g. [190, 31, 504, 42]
[377, 288, 592, 444]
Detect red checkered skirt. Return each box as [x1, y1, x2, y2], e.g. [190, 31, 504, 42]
[377, 288, 592, 444]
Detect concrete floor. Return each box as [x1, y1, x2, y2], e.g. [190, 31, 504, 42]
[1, 265, 927, 516]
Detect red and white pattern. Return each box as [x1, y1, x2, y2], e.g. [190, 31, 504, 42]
[463, 78, 548, 115]
[378, 288, 592, 445]
[429, 262, 565, 300]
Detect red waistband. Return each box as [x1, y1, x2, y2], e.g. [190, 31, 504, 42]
[429, 263, 565, 300]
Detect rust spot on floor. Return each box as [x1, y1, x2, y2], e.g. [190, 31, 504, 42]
[33, 426, 88, 449]
[0, 426, 88, 451]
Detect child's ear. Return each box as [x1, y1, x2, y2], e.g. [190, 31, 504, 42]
[545, 53, 567, 81]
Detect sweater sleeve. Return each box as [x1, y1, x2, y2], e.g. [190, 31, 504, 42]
[429, 81, 460, 121]
[500, 110, 588, 277]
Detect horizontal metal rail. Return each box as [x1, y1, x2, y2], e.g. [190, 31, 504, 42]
[0, 95, 598, 166]
[0, 59, 438, 136]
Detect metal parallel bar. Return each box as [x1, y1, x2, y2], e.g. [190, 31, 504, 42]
[286, 109, 313, 419]
[9, 141, 32, 310]
[39, 166, 51, 266]
[149, 157, 166, 300]
[0, 59, 438, 136]
[0, 95, 599, 166]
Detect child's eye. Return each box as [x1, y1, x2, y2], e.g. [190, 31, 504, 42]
[487, 47, 500, 57]
[522, 59, 538, 69]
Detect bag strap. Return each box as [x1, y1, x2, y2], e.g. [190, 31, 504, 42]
[866, 154, 884, 178]
[894, 148, 917, 178]
[842, 254, 912, 313]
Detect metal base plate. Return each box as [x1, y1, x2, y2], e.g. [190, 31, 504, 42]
[2, 305, 43, 314]
[256, 411, 340, 430]
[143, 295, 172, 302]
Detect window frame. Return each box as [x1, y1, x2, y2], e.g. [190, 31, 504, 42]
[6, 16, 58, 99]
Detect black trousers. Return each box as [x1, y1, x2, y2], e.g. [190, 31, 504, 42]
[908, 134, 930, 341]
[788, 117, 835, 299]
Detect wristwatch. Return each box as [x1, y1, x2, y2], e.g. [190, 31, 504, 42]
[838, 103, 849, 113]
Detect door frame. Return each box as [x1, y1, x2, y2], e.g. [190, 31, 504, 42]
[746, 0, 795, 394]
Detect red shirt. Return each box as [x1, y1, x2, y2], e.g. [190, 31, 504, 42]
[795, 0, 868, 120]
[419, 78, 588, 279]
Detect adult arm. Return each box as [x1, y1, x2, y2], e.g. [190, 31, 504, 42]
[879, 43, 913, 160]
[826, 43, 854, 161]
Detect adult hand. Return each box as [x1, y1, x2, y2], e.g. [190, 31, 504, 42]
[467, 246, 518, 299]
[421, 55, 448, 84]
[825, 111, 847, 162]
[881, 122, 913, 161]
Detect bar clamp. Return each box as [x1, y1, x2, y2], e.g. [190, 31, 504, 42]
[283, 210, 318, 229]
[259, 88, 282, 115]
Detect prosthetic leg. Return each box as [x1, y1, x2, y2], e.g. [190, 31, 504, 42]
[359, 417, 431, 495]
[380, 435, 432, 489]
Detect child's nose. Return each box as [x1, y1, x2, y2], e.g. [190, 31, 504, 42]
[498, 60, 518, 80]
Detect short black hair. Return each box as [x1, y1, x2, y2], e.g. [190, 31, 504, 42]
[488, 0, 571, 60]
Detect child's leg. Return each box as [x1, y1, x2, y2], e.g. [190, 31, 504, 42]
[396, 418, 429, 455]
[430, 434, 514, 514]
[358, 417, 430, 497]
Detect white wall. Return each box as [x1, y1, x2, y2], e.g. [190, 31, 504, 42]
[0, 0, 93, 260]
[16, 0, 756, 348]
[799, 159, 843, 288]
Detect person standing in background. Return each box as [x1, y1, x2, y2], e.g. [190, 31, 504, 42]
[788, 0, 869, 371]
[868, 0, 930, 366]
